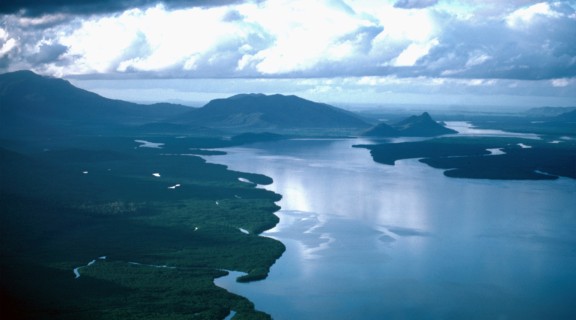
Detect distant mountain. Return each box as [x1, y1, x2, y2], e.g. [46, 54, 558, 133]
[362, 112, 457, 137]
[525, 106, 576, 117]
[556, 109, 576, 121]
[177, 93, 371, 131]
[0, 70, 191, 136]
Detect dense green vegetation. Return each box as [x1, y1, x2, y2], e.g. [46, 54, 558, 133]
[357, 137, 576, 180]
[356, 138, 489, 165]
[0, 136, 284, 319]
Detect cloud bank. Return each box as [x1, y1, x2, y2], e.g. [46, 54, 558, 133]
[1, 0, 575, 85]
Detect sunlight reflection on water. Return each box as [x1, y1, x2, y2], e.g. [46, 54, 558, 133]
[210, 138, 576, 320]
[445, 121, 541, 139]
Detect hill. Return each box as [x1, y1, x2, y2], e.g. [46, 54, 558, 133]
[362, 112, 457, 137]
[0, 70, 191, 137]
[178, 93, 372, 131]
[556, 109, 576, 121]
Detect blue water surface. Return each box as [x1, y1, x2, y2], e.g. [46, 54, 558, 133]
[212, 137, 576, 320]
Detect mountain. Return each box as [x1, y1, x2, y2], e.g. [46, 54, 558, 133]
[0, 70, 191, 136]
[394, 112, 457, 136]
[362, 112, 457, 137]
[525, 106, 576, 117]
[360, 122, 398, 137]
[1, 71, 375, 138]
[177, 93, 371, 131]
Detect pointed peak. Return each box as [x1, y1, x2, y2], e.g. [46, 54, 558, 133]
[388, 111, 457, 137]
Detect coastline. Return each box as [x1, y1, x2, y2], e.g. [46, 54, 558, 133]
[0, 140, 286, 320]
[357, 136, 575, 180]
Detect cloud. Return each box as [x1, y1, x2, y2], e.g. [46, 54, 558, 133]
[506, 2, 563, 27]
[550, 78, 572, 87]
[27, 43, 68, 64]
[419, 2, 576, 80]
[394, 0, 439, 9]
[392, 38, 439, 66]
[0, 29, 16, 58]
[1, 0, 575, 83]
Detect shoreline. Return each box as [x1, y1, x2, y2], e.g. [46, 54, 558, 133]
[357, 136, 575, 180]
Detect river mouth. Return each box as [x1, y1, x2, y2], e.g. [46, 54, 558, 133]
[210, 137, 576, 320]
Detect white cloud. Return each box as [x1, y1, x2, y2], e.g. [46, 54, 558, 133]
[237, 0, 378, 74]
[506, 2, 563, 28]
[16, 14, 69, 27]
[465, 51, 492, 67]
[375, 6, 436, 42]
[0, 29, 16, 57]
[0, 38, 16, 57]
[392, 38, 439, 66]
[56, 5, 247, 74]
[1, 0, 575, 84]
[550, 78, 572, 87]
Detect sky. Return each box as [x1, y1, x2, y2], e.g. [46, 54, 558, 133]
[1, 0, 575, 109]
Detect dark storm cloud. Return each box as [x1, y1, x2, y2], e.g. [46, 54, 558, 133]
[0, 0, 256, 17]
[393, 0, 438, 9]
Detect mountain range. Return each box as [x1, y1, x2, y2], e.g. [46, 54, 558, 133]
[0, 71, 374, 136]
[1, 70, 456, 138]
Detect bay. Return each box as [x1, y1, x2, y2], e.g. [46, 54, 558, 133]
[212, 138, 576, 320]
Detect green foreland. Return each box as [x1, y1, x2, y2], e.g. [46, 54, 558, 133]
[356, 137, 576, 180]
[0, 137, 284, 320]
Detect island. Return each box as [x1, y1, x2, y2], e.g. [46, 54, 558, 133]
[361, 112, 457, 137]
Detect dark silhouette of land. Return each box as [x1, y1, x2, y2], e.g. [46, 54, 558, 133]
[362, 112, 457, 137]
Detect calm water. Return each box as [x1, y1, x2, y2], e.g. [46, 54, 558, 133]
[211, 138, 576, 320]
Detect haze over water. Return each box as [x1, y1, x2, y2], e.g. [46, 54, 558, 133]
[213, 137, 576, 320]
